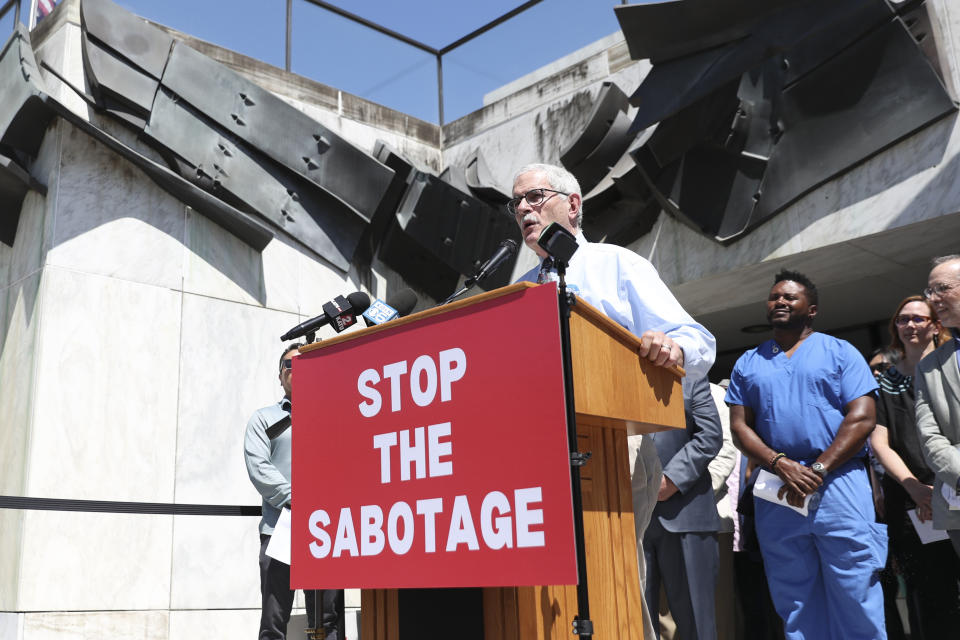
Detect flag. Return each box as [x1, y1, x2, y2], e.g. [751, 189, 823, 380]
[37, 0, 58, 20]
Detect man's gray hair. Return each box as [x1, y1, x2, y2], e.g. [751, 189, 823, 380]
[513, 163, 584, 228]
[932, 254, 960, 266]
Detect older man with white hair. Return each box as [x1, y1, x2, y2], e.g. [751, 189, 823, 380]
[509, 163, 715, 379]
[916, 254, 960, 556]
[510, 162, 716, 638]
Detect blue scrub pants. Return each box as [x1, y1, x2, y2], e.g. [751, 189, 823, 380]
[755, 465, 887, 640]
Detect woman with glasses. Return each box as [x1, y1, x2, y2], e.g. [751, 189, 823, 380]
[870, 295, 960, 639]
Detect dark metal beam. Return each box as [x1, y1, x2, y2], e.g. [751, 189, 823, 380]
[439, 0, 544, 55]
[285, 0, 292, 71]
[0, 0, 17, 22]
[436, 53, 444, 126]
[301, 0, 438, 55]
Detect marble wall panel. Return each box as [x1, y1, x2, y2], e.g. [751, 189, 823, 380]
[45, 124, 186, 291]
[26, 268, 181, 502]
[0, 509, 25, 612]
[0, 272, 42, 497]
[169, 515, 260, 610]
[174, 293, 300, 505]
[17, 510, 173, 611]
[21, 611, 168, 640]
[0, 612, 22, 639]
[182, 208, 298, 314]
[3, 187, 49, 291]
[167, 609, 260, 640]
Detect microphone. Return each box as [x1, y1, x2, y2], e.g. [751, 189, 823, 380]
[280, 291, 371, 341]
[363, 288, 418, 326]
[465, 239, 519, 287]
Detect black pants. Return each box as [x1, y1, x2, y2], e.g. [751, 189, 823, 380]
[259, 534, 344, 640]
[732, 550, 784, 640]
[884, 479, 960, 640]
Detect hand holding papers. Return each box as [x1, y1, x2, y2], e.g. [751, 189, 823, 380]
[940, 482, 960, 511]
[754, 469, 818, 516]
[265, 507, 292, 565]
[908, 508, 950, 544]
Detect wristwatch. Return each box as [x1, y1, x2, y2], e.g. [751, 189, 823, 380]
[811, 462, 827, 478]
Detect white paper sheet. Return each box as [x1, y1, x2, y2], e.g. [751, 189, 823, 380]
[940, 482, 960, 511]
[907, 508, 949, 544]
[753, 469, 815, 516]
[265, 507, 292, 565]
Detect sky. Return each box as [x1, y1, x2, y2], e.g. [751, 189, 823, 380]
[95, 0, 627, 124]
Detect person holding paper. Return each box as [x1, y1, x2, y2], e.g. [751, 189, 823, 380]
[510, 163, 716, 639]
[726, 270, 886, 640]
[244, 343, 344, 640]
[871, 294, 960, 638]
[915, 254, 960, 556]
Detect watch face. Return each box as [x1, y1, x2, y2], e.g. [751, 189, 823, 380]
[812, 462, 826, 475]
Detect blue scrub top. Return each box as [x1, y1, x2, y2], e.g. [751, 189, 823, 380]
[725, 332, 878, 463]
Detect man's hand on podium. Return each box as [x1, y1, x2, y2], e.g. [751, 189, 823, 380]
[638, 330, 684, 369]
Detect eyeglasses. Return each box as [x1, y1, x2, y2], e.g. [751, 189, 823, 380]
[872, 362, 892, 374]
[281, 359, 294, 371]
[923, 281, 957, 299]
[894, 314, 931, 326]
[507, 188, 569, 215]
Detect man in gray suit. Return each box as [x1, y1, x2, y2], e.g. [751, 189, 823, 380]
[916, 254, 960, 556]
[644, 376, 724, 640]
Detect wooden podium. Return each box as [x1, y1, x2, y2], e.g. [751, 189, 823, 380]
[300, 283, 685, 639]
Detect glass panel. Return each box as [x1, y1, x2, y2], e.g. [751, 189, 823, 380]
[114, 0, 286, 69]
[291, 0, 438, 123]
[441, 0, 622, 122]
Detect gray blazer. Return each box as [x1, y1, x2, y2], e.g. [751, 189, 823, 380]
[915, 337, 960, 530]
[649, 376, 723, 533]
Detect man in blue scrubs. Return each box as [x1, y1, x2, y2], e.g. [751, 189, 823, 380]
[726, 270, 886, 640]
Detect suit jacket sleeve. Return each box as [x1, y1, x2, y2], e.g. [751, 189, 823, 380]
[915, 357, 960, 489]
[662, 377, 724, 494]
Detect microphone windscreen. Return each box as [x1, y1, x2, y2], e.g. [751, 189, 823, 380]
[387, 288, 418, 317]
[346, 291, 371, 313]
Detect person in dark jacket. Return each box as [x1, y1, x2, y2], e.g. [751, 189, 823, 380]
[644, 376, 724, 640]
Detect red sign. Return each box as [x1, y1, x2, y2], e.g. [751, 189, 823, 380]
[290, 284, 577, 589]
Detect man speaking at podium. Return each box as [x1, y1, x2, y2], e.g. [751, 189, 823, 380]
[510, 163, 715, 380]
[510, 163, 716, 638]
[244, 343, 344, 640]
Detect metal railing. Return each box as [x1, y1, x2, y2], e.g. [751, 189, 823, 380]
[2, 0, 629, 125]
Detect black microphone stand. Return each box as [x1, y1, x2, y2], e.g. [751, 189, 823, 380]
[440, 279, 474, 306]
[554, 258, 593, 639]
